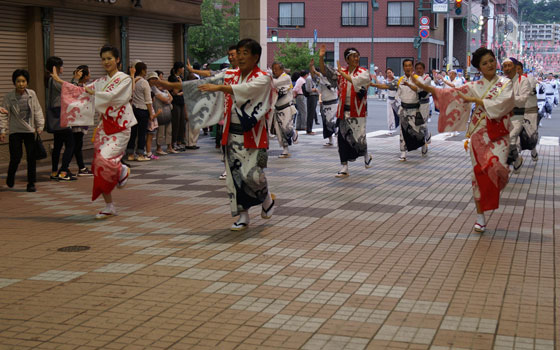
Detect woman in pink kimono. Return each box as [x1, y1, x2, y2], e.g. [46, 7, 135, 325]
[412, 47, 515, 233]
[52, 45, 136, 219]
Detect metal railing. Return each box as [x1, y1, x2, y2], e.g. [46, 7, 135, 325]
[341, 16, 368, 26]
[278, 17, 305, 27]
[387, 16, 414, 26]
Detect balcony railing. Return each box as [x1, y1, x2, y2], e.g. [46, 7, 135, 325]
[278, 17, 305, 27]
[341, 16, 368, 26]
[387, 16, 414, 26]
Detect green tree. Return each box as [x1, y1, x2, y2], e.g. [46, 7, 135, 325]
[188, 0, 239, 65]
[519, 0, 560, 24]
[274, 37, 319, 73]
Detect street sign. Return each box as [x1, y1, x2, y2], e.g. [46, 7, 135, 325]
[432, 0, 448, 13]
[419, 25, 430, 30]
[419, 16, 430, 26]
[419, 29, 430, 39]
[313, 29, 318, 45]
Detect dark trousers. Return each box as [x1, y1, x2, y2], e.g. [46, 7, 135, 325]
[52, 129, 75, 173]
[73, 132, 85, 169]
[171, 103, 186, 144]
[128, 107, 149, 154]
[306, 94, 319, 132]
[8, 133, 36, 185]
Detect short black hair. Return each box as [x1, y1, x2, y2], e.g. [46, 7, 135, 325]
[514, 61, 524, 69]
[415, 62, 425, 69]
[343, 47, 360, 60]
[46, 56, 63, 73]
[12, 69, 30, 85]
[99, 44, 120, 60]
[155, 70, 164, 77]
[471, 47, 495, 70]
[228, 45, 237, 52]
[237, 38, 262, 63]
[386, 68, 393, 73]
[402, 59, 414, 67]
[76, 65, 89, 79]
[135, 61, 147, 76]
[300, 70, 309, 76]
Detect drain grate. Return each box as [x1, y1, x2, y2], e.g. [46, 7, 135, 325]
[57, 246, 90, 252]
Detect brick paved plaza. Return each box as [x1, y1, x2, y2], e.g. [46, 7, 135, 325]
[0, 132, 558, 350]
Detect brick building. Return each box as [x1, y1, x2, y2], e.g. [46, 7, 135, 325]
[266, 0, 446, 76]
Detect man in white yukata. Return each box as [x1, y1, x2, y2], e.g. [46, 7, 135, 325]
[414, 61, 432, 144]
[502, 57, 530, 173]
[159, 39, 276, 231]
[271, 62, 298, 158]
[543, 74, 557, 118]
[536, 76, 548, 121]
[309, 59, 338, 146]
[444, 70, 464, 88]
[515, 61, 540, 162]
[371, 68, 399, 135]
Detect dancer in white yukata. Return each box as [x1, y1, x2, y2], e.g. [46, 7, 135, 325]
[414, 62, 432, 144]
[502, 57, 530, 173]
[413, 47, 515, 233]
[515, 61, 539, 162]
[160, 39, 276, 231]
[52, 45, 136, 219]
[309, 59, 338, 146]
[271, 62, 298, 157]
[318, 44, 373, 178]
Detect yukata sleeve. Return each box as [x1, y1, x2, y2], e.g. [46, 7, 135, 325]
[273, 74, 292, 98]
[432, 83, 473, 132]
[324, 65, 338, 88]
[352, 69, 371, 91]
[483, 80, 514, 120]
[182, 72, 226, 130]
[231, 74, 274, 132]
[514, 78, 531, 108]
[95, 75, 133, 116]
[60, 82, 95, 127]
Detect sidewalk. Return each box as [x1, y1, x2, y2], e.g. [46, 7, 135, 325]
[0, 133, 558, 350]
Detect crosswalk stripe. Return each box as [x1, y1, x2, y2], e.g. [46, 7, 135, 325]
[539, 136, 559, 146]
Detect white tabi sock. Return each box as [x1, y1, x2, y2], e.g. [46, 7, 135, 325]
[401, 151, 406, 158]
[104, 203, 116, 215]
[237, 210, 250, 225]
[476, 213, 486, 226]
[282, 146, 289, 155]
[328, 136, 333, 144]
[340, 164, 348, 174]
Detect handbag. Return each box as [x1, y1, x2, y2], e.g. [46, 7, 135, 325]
[34, 133, 47, 160]
[156, 104, 172, 125]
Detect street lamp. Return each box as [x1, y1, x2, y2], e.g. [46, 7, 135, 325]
[370, 0, 379, 71]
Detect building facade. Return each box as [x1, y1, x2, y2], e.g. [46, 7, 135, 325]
[266, 0, 446, 76]
[0, 0, 202, 157]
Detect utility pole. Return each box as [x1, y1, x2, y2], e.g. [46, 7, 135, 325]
[466, 0, 471, 77]
[447, 11, 454, 71]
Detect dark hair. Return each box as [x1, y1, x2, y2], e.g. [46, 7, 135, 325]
[237, 38, 262, 63]
[46, 56, 63, 73]
[170, 62, 184, 76]
[193, 62, 201, 70]
[155, 70, 164, 77]
[415, 62, 425, 69]
[12, 69, 30, 85]
[99, 44, 120, 60]
[471, 47, 495, 69]
[292, 71, 301, 82]
[402, 59, 414, 67]
[134, 62, 147, 76]
[343, 47, 360, 60]
[228, 45, 237, 52]
[386, 68, 393, 73]
[76, 65, 89, 79]
[514, 61, 524, 69]
[300, 70, 309, 77]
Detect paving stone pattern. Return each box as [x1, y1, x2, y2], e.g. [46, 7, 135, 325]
[0, 134, 558, 349]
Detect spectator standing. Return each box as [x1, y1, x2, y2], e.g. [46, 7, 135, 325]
[293, 71, 307, 130]
[169, 62, 186, 151]
[148, 71, 175, 155]
[127, 61, 153, 161]
[0, 69, 44, 192]
[305, 71, 319, 134]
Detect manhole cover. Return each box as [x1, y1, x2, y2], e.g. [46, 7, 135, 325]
[57, 246, 90, 252]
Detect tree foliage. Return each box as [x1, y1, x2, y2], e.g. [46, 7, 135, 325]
[188, 0, 239, 65]
[519, 0, 560, 24]
[273, 38, 320, 73]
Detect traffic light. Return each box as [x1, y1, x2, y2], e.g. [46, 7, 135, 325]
[455, 0, 462, 15]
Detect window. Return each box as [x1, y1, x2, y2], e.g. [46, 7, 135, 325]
[432, 13, 439, 29]
[386, 57, 413, 76]
[359, 57, 369, 69]
[279, 2, 305, 27]
[341, 2, 368, 26]
[325, 51, 335, 67]
[387, 2, 414, 26]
